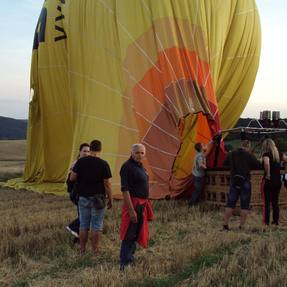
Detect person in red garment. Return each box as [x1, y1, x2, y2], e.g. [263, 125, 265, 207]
[119, 143, 154, 270]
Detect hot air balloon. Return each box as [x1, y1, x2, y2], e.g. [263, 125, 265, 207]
[8, 0, 261, 199]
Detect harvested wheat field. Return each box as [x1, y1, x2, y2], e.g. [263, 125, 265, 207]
[0, 140, 26, 181]
[0, 141, 26, 161]
[1, 188, 287, 287]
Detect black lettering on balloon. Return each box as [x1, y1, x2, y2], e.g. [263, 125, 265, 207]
[33, 8, 47, 50]
[54, 0, 67, 42]
[55, 26, 67, 41]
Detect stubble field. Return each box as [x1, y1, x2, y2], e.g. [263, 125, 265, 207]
[0, 140, 26, 181]
[1, 187, 287, 287]
[1, 140, 287, 286]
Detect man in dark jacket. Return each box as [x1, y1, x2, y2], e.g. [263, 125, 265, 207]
[223, 140, 261, 230]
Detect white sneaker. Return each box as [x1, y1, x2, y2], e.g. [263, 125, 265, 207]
[66, 226, 79, 238]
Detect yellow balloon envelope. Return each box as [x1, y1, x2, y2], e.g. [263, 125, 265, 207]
[7, 0, 261, 198]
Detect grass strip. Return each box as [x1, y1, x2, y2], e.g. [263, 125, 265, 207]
[126, 238, 251, 287]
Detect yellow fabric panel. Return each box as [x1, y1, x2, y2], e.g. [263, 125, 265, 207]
[215, 1, 261, 131]
[24, 54, 44, 182]
[23, 0, 73, 183]
[6, 0, 261, 199]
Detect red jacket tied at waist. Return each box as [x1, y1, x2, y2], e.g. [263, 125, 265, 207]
[120, 197, 154, 248]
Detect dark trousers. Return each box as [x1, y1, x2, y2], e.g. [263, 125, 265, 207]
[263, 181, 281, 225]
[120, 240, 136, 266]
[189, 175, 205, 206]
[68, 218, 80, 234]
[68, 206, 80, 234]
[120, 204, 145, 267]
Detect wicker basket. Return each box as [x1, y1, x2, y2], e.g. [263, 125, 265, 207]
[204, 169, 287, 207]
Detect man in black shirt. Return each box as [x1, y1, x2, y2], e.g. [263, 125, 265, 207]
[120, 147, 149, 201]
[70, 139, 113, 254]
[223, 140, 261, 230]
[119, 143, 153, 270]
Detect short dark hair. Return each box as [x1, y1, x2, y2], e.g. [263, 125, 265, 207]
[194, 142, 202, 152]
[90, 140, 102, 152]
[79, 143, 89, 151]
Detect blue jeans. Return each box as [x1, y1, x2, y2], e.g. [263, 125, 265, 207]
[226, 180, 251, 210]
[189, 175, 205, 205]
[78, 196, 105, 231]
[120, 240, 136, 267]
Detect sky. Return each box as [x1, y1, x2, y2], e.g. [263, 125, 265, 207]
[0, 0, 286, 120]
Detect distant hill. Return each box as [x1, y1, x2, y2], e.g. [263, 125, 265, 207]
[0, 116, 286, 141]
[0, 116, 27, 140]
